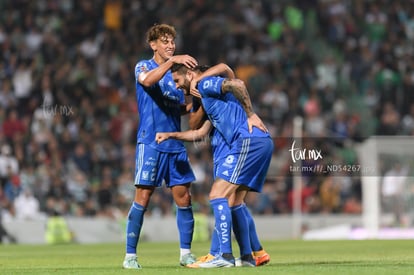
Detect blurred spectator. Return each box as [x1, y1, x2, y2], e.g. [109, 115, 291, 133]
[70, 143, 92, 176]
[18, 163, 36, 191]
[104, 0, 123, 31]
[13, 187, 44, 221]
[316, 56, 338, 90]
[96, 167, 115, 218]
[319, 175, 341, 213]
[0, 79, 17, 109]
[401, 103, 414, 134]
[376, 101, 401, 135]
[116, 166, 135, 212]
[188, 149, 210, 197]
[45, 172, 70, 216]
[260, 82, 289, 123]
[364, 2, 388, 47]
[0, 144, 19, 188]
[12, 60, 33, 107]
[287, 178, 319, 213]
[66, 169, 90, 207]
[45, 211, 73, 244]
[2, 109, 26, 141]
[0, 185, 16, 243]
[2, 165, 21, 203]
[342, 195, 362, 214]
[381, 161, 409, 226]
[303, 92, 326, 137]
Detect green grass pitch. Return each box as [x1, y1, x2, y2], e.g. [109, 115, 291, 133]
[1, 240, 414, 274]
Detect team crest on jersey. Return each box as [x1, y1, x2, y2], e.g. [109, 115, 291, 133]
[136, 63, 148, 73]
[142, 171, 149, 180]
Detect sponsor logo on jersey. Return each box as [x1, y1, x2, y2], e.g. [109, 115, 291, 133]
[202, 79, 212, 89]
[144, 160, 156, 166]
[223, 155, 235, 168]
[225, 155, 234, 163]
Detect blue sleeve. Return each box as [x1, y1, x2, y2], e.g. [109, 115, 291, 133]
[135, 60, 151, 82]
[198, 76, 225, 98]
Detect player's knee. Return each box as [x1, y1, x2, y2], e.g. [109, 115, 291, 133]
[134, 187, 154, 207]
[209, 184, 232, 200]
[175, 192, 191, 207]
[230, 197, 244, 207]
[171, 185, 192, 207]
[208, 190, 226, 200]
[173, 188, 191, 207]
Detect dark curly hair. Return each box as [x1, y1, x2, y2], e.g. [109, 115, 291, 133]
[146, 23, 176, 43]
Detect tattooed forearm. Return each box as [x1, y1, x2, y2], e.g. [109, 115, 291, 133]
[222, 79, 254, 117]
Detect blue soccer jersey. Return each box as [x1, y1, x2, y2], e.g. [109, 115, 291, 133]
[135, 59, 186, 153]
[197, 76, 273, 191]
[190, 96, 229, 165]
[197, 76, 270, 145]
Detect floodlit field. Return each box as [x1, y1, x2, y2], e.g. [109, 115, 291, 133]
[1, 240, 414, 274]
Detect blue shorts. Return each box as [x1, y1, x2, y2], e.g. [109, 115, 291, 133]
[215, 137, 274, 192]
[134, 143, 195, 187]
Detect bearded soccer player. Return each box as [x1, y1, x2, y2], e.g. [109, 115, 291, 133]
[156, 63, 273, 268]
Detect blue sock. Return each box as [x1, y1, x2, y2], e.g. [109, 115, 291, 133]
[242, 204, 262, 251]
[231, 204, 252, 256]
[126, 202, 146, 254]
[210, 228, 220, 256]
[176, 205, 194, 249]
[210, 198, 232, 255]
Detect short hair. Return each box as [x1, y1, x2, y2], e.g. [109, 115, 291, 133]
[146, 24, 176, 43]
[171, 63, 188, 74]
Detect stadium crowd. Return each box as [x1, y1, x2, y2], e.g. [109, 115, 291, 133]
[1, 0, 414, 222]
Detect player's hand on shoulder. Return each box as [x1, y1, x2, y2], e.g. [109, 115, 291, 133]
[170, 55, 198, 68]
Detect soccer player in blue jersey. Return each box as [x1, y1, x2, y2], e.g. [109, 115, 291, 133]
[122, 24, 199, 269]
[156, 63, 274, 268]
[185, 64, 270, 267]
[159, 112, 270, 267]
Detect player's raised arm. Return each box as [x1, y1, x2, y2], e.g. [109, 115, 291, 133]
[190, 63, 235, 95]
[138, 55, 197, 87]
[188, 64, 234, 128]
[156, 120, 213, 143]
[195, 63, 235, 81]
[221, 79, 268, 133]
